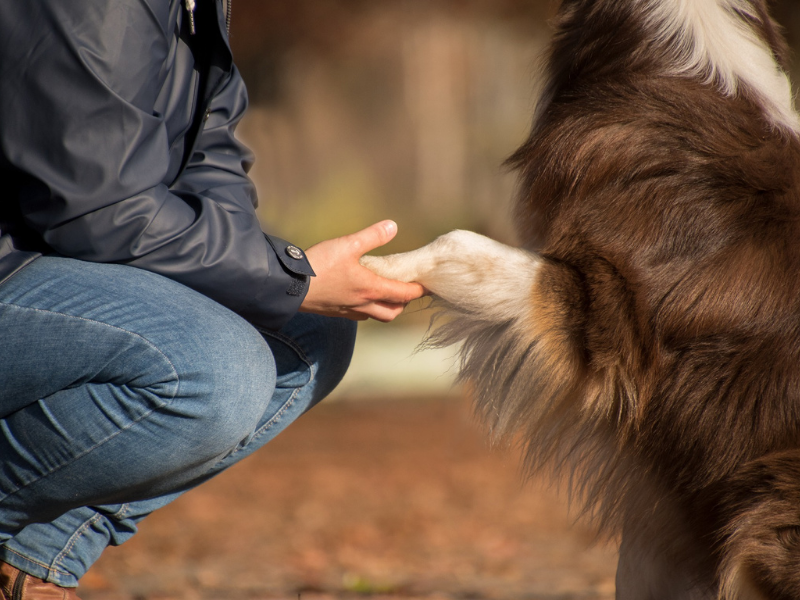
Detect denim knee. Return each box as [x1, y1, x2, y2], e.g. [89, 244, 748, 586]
[159, 309, 277, 462]
[0, 259, 287, 537]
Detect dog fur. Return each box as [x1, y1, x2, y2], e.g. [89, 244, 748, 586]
[361, 0, 800, 598]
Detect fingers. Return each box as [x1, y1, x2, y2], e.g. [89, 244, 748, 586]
[358, 301, 408, 323]
[372, 277, 426, 305]
[300, 220, 426, 322]
[349, 280, 424, 322]
[357, 254, 427, 304]
[346, 220, 398, 256]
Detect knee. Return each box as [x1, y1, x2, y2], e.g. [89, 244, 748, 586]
[160, 312, 356, 457]
[162, 309, 277, 459]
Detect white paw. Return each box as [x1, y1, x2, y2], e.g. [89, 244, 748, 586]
[360, 230, 540, 319]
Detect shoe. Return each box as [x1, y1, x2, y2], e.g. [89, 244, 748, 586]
[0, 562, 80, 600]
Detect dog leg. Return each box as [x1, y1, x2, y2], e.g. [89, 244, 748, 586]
[616, 527, 717, 600]
[360, 229, 585, 443]
[360, 230, 541, 322]
[716, 450, 800, 600]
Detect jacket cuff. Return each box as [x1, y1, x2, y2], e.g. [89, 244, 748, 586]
[265, 234, 316, 277]
[263, 232, 314, 309]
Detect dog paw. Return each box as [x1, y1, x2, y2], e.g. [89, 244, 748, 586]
[360, 230, 540, 316]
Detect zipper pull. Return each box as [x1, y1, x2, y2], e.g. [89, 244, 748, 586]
[185, 0, 196, 35]
[224, 0, 232, 37]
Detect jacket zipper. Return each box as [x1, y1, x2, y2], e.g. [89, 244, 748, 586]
[185, 0, 196, 34]
[11, 572, 26, 600]
[185, 0, 231, 36]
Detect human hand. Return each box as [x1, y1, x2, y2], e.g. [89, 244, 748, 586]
[299, 221, 426, 322]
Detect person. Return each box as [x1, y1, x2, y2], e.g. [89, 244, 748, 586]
[0, 0, 425, 597]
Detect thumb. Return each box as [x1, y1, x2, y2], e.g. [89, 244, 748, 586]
[348, 220, 399, 256]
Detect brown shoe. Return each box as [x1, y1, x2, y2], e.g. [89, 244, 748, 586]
[0, 563, 80, 600]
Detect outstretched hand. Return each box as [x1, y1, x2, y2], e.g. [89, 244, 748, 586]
[299, 221, 426, 322]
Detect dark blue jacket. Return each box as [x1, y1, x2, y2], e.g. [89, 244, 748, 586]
[0, 0, 313, 331]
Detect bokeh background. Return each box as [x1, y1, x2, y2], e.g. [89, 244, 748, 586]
[235, 0, 800, 250]
[80, 2, 800, 598]
[236, 0, 551, 251]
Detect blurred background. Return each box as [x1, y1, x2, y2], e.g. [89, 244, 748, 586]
[236, 0, 800, 250]
[235, 0, 553, 252]
[82, 2, 800, 598]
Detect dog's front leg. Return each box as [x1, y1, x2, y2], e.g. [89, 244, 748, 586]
[360, 230, 541, 321]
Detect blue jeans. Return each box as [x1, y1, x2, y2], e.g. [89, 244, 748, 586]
[0, 256, 356, 587]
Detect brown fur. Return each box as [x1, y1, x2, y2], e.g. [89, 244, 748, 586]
[501, 3, 800, 599]
[454, 1, 800, 597]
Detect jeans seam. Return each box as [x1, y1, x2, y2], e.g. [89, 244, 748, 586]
[258, 386, 301, 437]
[0, 402, 173, 506]
[0, 302, 180, 387]
[49, 501, 130, 577]
[50, 513, 104, 578]
[0, 256, 37, 288]
[1, 547, 72, 578]
[214, 386, 301, 468]
[258, 328, 317, 385]
[108, 503, 131, 520]
[0, 304, 181, 504]
[3, 501, 132, 581]
[258, 329, 313, 368]
[212, 330, 314, 467]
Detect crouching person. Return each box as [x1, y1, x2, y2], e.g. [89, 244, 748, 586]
[0, 0, 424, 597]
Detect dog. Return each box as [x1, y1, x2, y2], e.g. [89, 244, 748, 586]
[360, 1, 800, 598]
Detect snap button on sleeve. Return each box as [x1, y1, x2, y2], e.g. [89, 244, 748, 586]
[286, 245, 304, 260]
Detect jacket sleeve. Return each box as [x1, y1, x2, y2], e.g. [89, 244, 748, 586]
[0, 0, 311, 331]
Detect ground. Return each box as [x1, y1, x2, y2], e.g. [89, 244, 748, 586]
[80, 396, 618, 600]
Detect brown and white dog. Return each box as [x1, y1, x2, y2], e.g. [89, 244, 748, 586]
[361, 1, 800, 598]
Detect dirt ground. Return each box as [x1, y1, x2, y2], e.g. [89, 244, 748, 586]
[79, 396, 618, 600]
